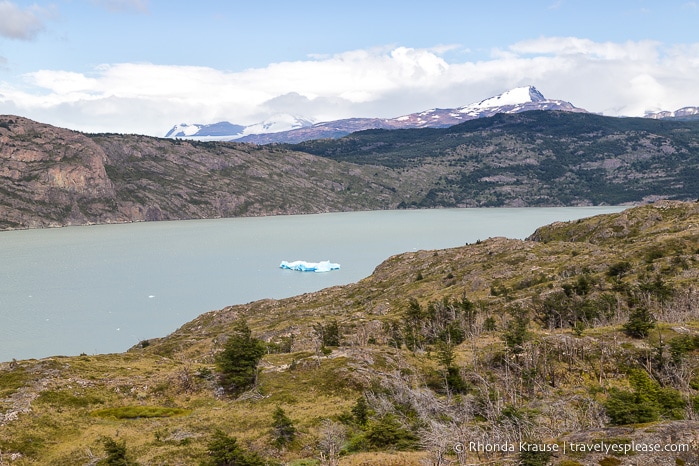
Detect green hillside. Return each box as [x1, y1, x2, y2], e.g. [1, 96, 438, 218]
[289, 111, 699, 207]
[1, 201, 698, 465]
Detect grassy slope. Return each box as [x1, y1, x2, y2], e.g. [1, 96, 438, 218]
[1, 201, 698, 465]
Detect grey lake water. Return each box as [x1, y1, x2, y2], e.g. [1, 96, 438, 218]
[0, 207, 626, 362]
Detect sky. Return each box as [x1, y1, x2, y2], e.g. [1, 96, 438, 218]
[0, 0, 698, 136]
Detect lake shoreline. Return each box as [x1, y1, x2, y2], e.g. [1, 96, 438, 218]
[1, 206, 627, 362]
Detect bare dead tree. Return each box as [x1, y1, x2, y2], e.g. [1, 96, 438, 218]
[419, 421, 454, 466]
[659, 287, 699, 323]
[172, 362, 196, 394]
[317, 419, 346, 466]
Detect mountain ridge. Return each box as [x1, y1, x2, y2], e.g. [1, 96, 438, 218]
[165, 85, 587, 144]
[2, 110, 699, 230]
[645, 106, 699, 120]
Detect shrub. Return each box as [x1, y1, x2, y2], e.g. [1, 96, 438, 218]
[605, 369, 685, 425]
[667, 333, 699, 362]
[605, 388, 658, 425]
[365, 415, 418, 450]
[518, 449, 553, 466]
[644, 245, 665, 263]
[607, 261, 632, 279]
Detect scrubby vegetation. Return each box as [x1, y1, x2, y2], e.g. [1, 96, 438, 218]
[1, 201, 698, 465]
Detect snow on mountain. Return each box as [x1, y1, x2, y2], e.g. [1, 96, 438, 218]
[241, 114, 314, 136]
[164, 115, 312, 141]
[455, 86, 580, 118]
[376, 85, 584, 131]
[645, 107, 699, 120]
[165, 123, 205, 138]
[467, 86, 546, 110]
[165, 121, 246, 140]
[165, 86, 586, 144]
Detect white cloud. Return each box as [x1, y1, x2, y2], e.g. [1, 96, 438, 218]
[1, 38, 698, 135]
[0, 1, 50, 40]
[26, 70, 100, 95]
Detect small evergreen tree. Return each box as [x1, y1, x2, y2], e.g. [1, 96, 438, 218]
[435, 340, 469, 394]
[98, 436, 137, 466]
[314, 320, 340, 348]
[403, 298, 425, 351]
[351, 396, 369, 427]
[623, 307, 655, 338]
[483, 316, 497, 331]
[216, 320, 266, 395]
[271, 406, 296, 447]
[202, 430, 265, 466]
[503, 312, 529, 354]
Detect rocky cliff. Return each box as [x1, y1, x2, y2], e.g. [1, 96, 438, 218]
[0, 115, 404, 230]
[0, 116, 119, 228]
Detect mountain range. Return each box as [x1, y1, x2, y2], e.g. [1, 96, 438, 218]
[645, 106, 699, 120]
[164, 86, 699, 144]
[2, 108, 699, 230]
[165, 86, 587, 144]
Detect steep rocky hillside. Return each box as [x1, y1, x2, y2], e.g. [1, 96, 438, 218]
[3, 112, 699, 230]
[0, 116, 405, 230]
[0, 116, 118, 229]
[1, 201, 698, 465]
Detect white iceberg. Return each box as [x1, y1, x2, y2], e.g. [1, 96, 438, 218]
[280, 260, 340, 273]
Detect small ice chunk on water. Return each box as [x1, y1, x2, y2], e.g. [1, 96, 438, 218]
[280, 260, 340, 272]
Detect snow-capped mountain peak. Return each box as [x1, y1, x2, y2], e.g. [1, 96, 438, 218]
[242, 114, 314, 136]
[470, 86, 545, 110]
[644, 106, 699, 120]
[457, 85, 557, 117]
[165, 123, 205, 138]
[164, 114, 313, 141]
[165, 121, 246, 139]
